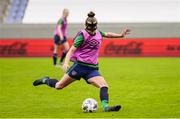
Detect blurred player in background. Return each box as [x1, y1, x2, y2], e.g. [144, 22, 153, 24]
[53, 8, 70, 66]
[33, 11, 130, 112]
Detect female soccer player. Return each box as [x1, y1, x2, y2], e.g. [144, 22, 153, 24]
[53, 8, 70, 66]
[33, 11, 130, 112]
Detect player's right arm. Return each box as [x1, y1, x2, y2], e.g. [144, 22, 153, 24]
[62, 34, 83, 71]
[62, 46, 77, 71]
[57, 19, 64, 40]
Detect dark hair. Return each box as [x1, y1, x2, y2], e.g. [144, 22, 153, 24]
[85, 11, 97, 35]
[88, 11, 95, 18]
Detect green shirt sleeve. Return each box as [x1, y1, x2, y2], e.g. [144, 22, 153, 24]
[73, 34, 84, 48]
[100, 31, 106, 37]
[57, 18, 63, 25]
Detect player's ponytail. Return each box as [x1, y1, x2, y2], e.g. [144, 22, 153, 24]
[88, 11, 95, 18]
[85, 11, 97, 35]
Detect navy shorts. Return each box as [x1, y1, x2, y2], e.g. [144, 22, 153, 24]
[66, 62, 101, 84]
[54, 35, 67, 45]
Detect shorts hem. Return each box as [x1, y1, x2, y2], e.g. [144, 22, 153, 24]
[66, 73, 80, 81]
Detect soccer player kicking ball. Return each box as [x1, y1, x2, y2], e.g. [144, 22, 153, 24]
[33, 11, 130, 112]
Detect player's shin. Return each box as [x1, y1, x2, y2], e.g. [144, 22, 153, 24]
[100, 86, 109, 110]
[60, 51, 67, 63]
[33, 77, 59, 88]
[44, 78, 58, 88]
[53, 53, 58, 65]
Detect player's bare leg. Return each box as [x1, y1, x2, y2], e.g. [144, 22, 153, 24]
[88, 76, 121, 112]
[55, 74, 74, 89]
[53, 44, 59, 66]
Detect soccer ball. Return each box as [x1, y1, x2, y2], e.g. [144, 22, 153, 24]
[82, 98, 98, 112]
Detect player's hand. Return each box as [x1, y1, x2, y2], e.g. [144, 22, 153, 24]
[62, 63, 69, 72]
[60, 36, 64, 41]
[59, 36, 64, 44]
[121, 28, 131, 37]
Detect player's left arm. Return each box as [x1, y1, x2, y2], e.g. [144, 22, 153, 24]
[103, 28, 130, 38]
[57, 19, 64, 40]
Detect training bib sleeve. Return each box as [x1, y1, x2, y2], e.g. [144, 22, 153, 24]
[57, 18, 63, 25]
[100, 31, 106, 37]
[73, 34, 84, 48]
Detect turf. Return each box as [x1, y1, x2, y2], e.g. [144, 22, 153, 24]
[0, 58, 179, 118]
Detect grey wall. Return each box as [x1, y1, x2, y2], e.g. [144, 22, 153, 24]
[0, 23, 180, 39]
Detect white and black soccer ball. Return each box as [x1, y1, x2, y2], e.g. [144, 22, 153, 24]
[82, 98, 98, 112]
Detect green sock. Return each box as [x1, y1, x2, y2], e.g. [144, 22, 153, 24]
[102, 100, 108, 110]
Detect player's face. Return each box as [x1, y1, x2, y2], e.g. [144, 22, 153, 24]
[86, 18, 97, 35]
[63, 10, 69, 18]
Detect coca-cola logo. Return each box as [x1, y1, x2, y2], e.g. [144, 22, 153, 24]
[166, 45, 180, 51]
[104, 41, 143, 55]
[0, 42, 27, 55]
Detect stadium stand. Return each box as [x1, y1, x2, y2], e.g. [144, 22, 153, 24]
[0, 0, 28, 24]
[6, 0, 28, 23]
[0, 0, 11, 23]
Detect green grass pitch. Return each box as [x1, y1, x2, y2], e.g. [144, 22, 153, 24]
[0, 58, 180, 118]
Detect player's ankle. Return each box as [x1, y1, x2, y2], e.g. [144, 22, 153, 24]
[101, 100, 108, 111]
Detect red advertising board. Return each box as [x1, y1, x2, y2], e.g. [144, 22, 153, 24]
[0, 38, 180, 57]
